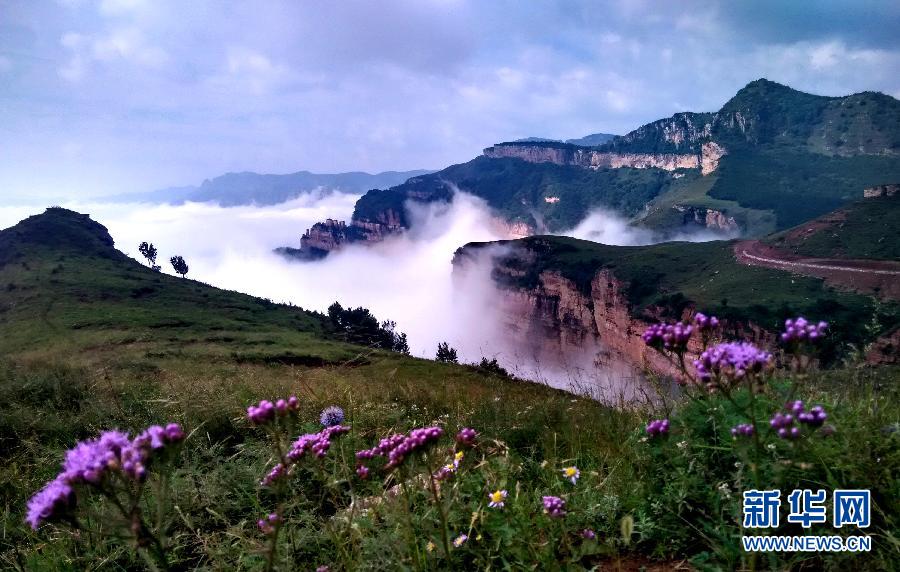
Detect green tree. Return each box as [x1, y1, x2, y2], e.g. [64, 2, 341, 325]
[169, 255, 188, 278]
[435, 342, 458, 363]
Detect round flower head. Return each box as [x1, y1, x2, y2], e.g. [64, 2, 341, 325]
[645, 418, 670, 438]
[320, 406, 345, 427]
[456, 427, 477, 446]
[542, 495, 566, 518]
[247, 400, 276, 425]
[453, 534, 468, 548]
[781, 317, 828, 344]
[642, 322, 693, 352]
[488, 489, 508, 508]
[356, 465, 370, 479]
[562, 466, 580, 485]
[694, 342, 772, 384]
[730, 423, 754, 438]
[693, 312, 720, 332]
[581, 529, 596, 540]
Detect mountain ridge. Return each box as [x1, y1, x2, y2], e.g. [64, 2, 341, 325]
[104, 169, 433, 206]
[280, 79, 900, 259]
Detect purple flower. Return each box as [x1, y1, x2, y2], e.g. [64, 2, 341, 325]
[645, 418, 670, 438]
[771, 402, 828, 438]
[356, 465, 370, 479]
[257, 512, 280, 535]
[731, 423, 754, 438]
[694, 342, 772, 383]
[798, 405, 827, 427]
[456, 427, 477, 446]
[781, 317, 828, 344]
[260, 463, 287, 487]
[642, 322, 693, 352]
[26, 422, 185, 530]
[693, 312, 720, 332]
[581, 529, 596, 540]
[320, 406, 345, 427]
[288, 425, 351, 463]
[25, 478, 74, 530]
[247, 400, 276, 425]
[542, 495, 566, 518]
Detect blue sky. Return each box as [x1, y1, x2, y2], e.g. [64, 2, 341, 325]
[1, 0, 899, 200]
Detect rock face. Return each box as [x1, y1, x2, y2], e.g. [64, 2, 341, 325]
[451, 244, 693, 396]
[672, 205, 739, 232]
[863, 184, 900, 198]
[482, 140, 728, 175]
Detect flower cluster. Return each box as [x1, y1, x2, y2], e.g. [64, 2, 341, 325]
[645, 418, 670, 437]
[581, 529, 596, 540]
[542, 495, 566, 518]
[456, 427, 477, 446]
[247, 396, 299, 425]
[781, 317, 828, 344]
[641, 322, 693, 352]
[355, 426, 444, 474]
[787, 400, 828, 427]
[694, 342, 773, 384]
[261, 425, 350, 487]
[693, 312, 720, 332]
[26, 424, 185, 530]
[770, 412, 800, 440]
[730, 423, 754, 438]
[257, 513, 281, 535]
[319, 406, 345, 427]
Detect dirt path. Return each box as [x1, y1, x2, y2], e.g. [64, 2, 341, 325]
[735, 240, 900, 300]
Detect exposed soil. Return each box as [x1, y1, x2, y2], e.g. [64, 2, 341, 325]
[734, 240, 900, 300]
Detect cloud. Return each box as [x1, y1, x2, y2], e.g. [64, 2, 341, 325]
[58, 26, 167, 82]
[1, 1, 899, 200]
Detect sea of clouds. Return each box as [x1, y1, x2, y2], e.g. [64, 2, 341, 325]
[0, 192, 731, 399]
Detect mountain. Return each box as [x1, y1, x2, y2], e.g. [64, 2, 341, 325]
[564, 133, 616, 146]
[281, 79, 900, 259]
[513, 133, 617, 146]
[107, 169, 433, 206]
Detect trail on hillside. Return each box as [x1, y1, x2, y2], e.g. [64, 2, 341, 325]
[735, 240, 900, 300]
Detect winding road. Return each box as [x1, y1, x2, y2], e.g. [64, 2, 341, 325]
[734, 240, 900, 300]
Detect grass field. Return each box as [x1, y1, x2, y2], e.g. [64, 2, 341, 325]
[765, 195, 900, 261]
[2, 209, 899, 570]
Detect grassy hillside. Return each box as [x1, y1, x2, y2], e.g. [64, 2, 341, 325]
[3, 209, 899, 570]
[708, 150, 900, 229]
[765, 194, 900, 260]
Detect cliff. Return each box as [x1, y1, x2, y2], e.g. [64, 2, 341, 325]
[452, 235, 895, 386]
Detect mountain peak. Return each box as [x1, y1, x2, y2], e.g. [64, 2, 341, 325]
[0, 208, 116, 265]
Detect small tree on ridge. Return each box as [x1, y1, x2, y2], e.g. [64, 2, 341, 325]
[170, 255, 189, 278]
[138, 242, 158, 267]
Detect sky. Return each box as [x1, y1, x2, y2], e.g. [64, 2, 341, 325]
[2, 0, 899, 201]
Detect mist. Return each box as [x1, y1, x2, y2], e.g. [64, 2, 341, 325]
[0, 193, 730, 399]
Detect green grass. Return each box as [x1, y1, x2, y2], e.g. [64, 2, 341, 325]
[766, 195, 900, 260]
